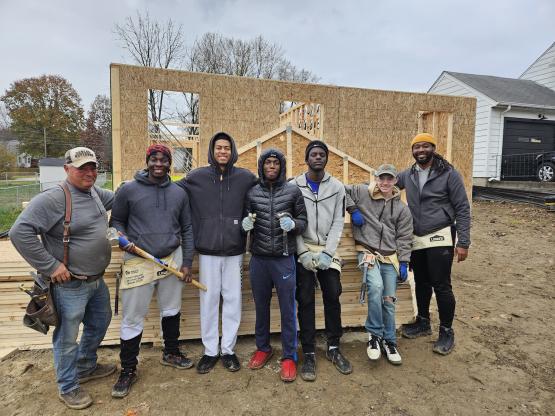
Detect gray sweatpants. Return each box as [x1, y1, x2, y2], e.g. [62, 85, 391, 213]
[120, 249, 184, 340]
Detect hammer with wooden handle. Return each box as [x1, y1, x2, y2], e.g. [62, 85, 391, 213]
[245, 213, 256, 254]
[110, 230, 207, 291]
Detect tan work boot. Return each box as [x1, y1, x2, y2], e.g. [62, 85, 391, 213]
[58, 387, 93, 410]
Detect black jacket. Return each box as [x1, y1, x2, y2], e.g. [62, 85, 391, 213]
[177, 132, 257, 256]
[245, 148, 307, 257]
[397, 156, 471, 249]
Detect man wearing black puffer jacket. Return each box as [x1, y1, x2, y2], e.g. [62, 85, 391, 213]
[177, 132, 256, 374]
[242, 148, 307, 383]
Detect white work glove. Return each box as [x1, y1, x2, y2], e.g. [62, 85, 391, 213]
[242, 215, 255, 231]
[279, 216, 295, 232]
[298, 252, 317, 272]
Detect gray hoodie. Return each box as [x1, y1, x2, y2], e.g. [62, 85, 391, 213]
[345, 182, 413, 262]
[111, 170, 194, 267]
[291, 172, 345, 257]
[396, 157, 471, 249]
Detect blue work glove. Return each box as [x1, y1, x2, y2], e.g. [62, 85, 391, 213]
[279, 216, 296, 232]
[317, 251, 333, 270]
[298, 252, 316, 271]
[399, 262, 409, 283]
[351, 209, 365, 227]
[242, 215, 254, 231]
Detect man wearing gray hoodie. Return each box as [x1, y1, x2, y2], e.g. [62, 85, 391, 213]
[110, 144, 194, 398]
[346, 164, 413, 365]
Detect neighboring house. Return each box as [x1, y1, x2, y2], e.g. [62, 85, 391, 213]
[38, 158, 65, 190]
[429, 42, 555, 184]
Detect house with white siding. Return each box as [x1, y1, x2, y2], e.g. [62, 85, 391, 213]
[429, 42, 555, 184]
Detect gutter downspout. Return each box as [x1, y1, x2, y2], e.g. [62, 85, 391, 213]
[488, 104, 512, 182]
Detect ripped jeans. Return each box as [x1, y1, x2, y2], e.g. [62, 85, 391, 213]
[359, 254, 398, 345]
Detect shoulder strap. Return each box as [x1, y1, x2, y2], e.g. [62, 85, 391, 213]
[59, 182, 72, 266]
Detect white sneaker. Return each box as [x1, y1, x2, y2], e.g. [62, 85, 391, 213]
[381, 339, 402, 365]
[366, 335, 381, 361]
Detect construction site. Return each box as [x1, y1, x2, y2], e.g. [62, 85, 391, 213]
[0, 66, 554, 415]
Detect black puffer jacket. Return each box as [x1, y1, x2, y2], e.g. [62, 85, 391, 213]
[245, 149, 307, 257]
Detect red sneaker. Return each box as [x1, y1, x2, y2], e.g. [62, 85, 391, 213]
[247, 349, 273, 370]
[280, 359, 297, 382]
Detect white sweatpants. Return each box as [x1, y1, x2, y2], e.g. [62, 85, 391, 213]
[120, 249, 184, 340]
[199, 254, 243, 356]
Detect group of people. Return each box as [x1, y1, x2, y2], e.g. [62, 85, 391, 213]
[9, 131, 470, 410]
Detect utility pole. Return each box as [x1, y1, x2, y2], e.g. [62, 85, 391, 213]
[43, 127, 47, 158]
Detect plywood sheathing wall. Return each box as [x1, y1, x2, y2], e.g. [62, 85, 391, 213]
[111, 64, 476, 195]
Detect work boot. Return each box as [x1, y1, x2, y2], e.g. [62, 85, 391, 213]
[280, 359, 297, 382]
[401, 316, 432, 339]
[221, 354, 241, 372]
[58, 387, 93, 410]
[325, 347, 352, 375]
[161, 351, 194, 369]
[247, 349, 273, 370]
[78, 363, 117, 384]
[111, 368, 138, 399]
[366, 334, 381, 361]
[300, 353, 316, 382]
[433, 326, 455, 355]
[197, 354, 220, 374]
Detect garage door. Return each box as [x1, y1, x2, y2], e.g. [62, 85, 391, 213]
[503, 118, 555, 155]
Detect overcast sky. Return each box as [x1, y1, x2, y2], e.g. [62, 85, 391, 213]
[1, 0, 554, 111]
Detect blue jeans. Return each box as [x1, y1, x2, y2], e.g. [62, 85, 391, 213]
[360, 255, 398, 344]
[52, 278, 112, 394]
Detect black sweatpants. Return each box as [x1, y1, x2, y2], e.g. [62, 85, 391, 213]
[296, 264, 343, 353]
[410, 246, 456, 328]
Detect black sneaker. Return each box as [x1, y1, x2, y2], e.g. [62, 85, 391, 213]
[221, 354, 241, 372]
[300, 353, 316, 382]
[197, 354, 220, 374]
[111, 368, 137, 399]
[401, 316, 432, 339]
[161, 351, 194, 369]
[325, 347, 352, 375]
[433, 326, 455, 355]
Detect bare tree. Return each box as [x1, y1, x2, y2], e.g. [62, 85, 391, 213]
[179, 33, 319, 125]
[114, 11, 186, 129]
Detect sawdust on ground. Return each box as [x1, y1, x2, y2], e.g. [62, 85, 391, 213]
[1, 201, 554, 416]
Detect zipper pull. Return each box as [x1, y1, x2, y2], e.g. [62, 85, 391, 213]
[220, 174, 223, 181]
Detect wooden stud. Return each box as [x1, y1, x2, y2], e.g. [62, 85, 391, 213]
[110, 66, 121, 188]
[446, 113, 454, 162]
[286, 124, 293, 178]
[343, 156, 349, 184]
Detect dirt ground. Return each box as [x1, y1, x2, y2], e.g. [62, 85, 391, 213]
[1, 201, 554, 416]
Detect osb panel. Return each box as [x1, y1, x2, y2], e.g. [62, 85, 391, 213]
[349, 163, 372, 184]
[111, 64, 475, 197]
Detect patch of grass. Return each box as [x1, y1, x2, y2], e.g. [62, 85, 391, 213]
[0, 207, 23, 231]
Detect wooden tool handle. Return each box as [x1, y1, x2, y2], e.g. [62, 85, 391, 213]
[132, 246, 207, 292]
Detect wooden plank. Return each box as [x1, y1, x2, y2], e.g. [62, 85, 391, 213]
[110, 65, 121, 189]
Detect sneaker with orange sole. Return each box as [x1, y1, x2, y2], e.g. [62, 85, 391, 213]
[280, 359, 297, 382]
[247, 349, 273, 369]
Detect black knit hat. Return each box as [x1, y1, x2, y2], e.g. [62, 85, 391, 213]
[305, 140, 329, 161]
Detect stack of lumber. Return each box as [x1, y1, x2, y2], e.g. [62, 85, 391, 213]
[0, 226, 415, 350]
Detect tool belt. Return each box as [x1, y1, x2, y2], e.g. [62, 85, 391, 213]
[412, 226, 453, 251]
[120, 248, 180, 290]
[22, 182, 73, 334]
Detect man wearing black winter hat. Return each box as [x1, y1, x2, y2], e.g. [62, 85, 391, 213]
[110, 143, 195, 398]
[292, 140, 352, 381]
